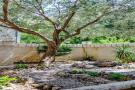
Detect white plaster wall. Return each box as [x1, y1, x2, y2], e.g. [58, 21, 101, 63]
[0, 43, 134, 65]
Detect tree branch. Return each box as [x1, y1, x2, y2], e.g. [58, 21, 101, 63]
[3, 0, 9, 21]
[61, 0, 79, 30]
[34, 1, 57, 29]
[0, 19, 50, 43]
[62, 7, 110, 41]
[0, 0, 50, 43]
[77, 7, 110, 31]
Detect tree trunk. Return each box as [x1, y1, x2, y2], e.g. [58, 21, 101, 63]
[41, 41, 58, 67]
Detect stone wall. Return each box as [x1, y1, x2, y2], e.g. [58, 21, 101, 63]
[0, 43, 135, 65]
[0, 27, 18, 43]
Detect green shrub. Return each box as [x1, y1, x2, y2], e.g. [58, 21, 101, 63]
[15, 64, 28, 69]
[108, 73, 126, 81]
[37, 45, 48, 53]
[70, 69, 84, 74]
[37, 45, 72, 56]
[0, 76, 16, 89]
[68, 37, 83, 44]
[21, 33, 42, 44]
[57, 45, 72, 52]
[85, 71, 99, 77]
[116, 45, 135, 63]
[91, 36, 128, 44]
[70, 69, 99, 77]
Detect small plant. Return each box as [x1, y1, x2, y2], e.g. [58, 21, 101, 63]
[56, 71, 70, 78]
[57, 45, 72, 52]
[37, 45, 72, 56]
[116, 45, 135, 63]
[70, 69, 99, 77]
[56, 45, 72, 56]
[37, 45, 48, 53]
[70, 68, 84, 74]
[84, 71, 99, 77]
[15, 63, 28, 69]
[0, 76, 17, 89]
[108, 73, 126, 81]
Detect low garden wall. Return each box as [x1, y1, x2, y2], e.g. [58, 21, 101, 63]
[0, 42, 135, 65]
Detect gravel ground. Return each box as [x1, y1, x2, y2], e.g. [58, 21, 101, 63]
[2, 61, 135, 90]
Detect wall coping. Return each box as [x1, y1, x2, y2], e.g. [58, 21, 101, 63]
[0, 42, 135, 48]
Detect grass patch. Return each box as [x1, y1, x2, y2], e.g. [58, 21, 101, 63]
[108, 73, 126, 81]
[15, 63, 28, 69]
[70, 69, 99, 77]
[0, 76, 17, 89]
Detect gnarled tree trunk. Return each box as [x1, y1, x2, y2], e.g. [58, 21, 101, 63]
[41, 41, 59, 67]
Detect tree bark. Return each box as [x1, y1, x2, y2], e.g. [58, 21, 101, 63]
[41, 41, 59, 67]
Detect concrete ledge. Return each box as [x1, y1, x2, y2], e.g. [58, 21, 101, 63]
[0, 43, 135, 48]
[63, 80, 135, 90]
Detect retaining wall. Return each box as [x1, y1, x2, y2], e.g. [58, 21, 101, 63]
[0, 42, 135, 65]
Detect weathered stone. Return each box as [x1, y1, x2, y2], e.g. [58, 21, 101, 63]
[31, 83, 44, 88]
[52, 86, 61, 90]
[72, 62, 85, 68]
[65, 80, 135, 90]
[0, 27, 17, 42]
[43, 84, 53, 90]
[84, 65, 97, 69]
[95, 61, 117, 67]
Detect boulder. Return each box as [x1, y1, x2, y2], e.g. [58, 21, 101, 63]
[84, 65, 97, 69]
[94, 61, 117, 67]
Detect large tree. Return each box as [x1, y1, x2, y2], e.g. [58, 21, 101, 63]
[0, 0, 129, 66]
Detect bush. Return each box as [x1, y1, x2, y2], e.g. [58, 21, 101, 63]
[15, 63, 28, 69]
[91, 36, 128, 44]
[37, 45, 48, 53]
[57, 45, 72, 52]
[70, 69, 84, 74]
[70, 69, 99, 77]
[85, 71, 99, 77]
[108, 73, 126, 81]
[37, 45, 72, 56]
[21, 33, 42, 44]
[0, 76, 16, 89]
[116, 45, 135, 63]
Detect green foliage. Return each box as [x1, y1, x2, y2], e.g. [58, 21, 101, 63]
[37, 45, 48, 53]
[56, 45, 72, 56]
[67, 37, 91, 44]
[57, 45, 72, 52]
[65, 36, 132, 44]
[84, 71, 99, 77]
[37, 45, 72, 56]
[15, 64, 28, 69]
[116, 46, 135, 63]
[70, 69, 99, 77]
[108, 73, 126, 81]
[21, 33, 42, 44]
[68, 37, 83, 44]
[70, 68, 84, 74]
[91, 36, 128, 44]
[0, 76, 16, 89]
[129, 37, 135, 43]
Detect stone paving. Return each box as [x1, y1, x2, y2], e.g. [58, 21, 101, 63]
[3, 61, 135, 90]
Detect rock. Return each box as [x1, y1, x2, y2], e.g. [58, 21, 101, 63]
[87, 61, 96, 65]
[3, 70, 17, 75]
[31, 83, 44, 88]
[52, 86, 61, 90]
[0, 65, 15, 70]
[56, 71, 70, 77]
[95, 61, 117, 67]
[84, 65, 97, 69]
[43, 84, 53, 90]
[72, 62, 86, 68]
[115, 66, 124, 69]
